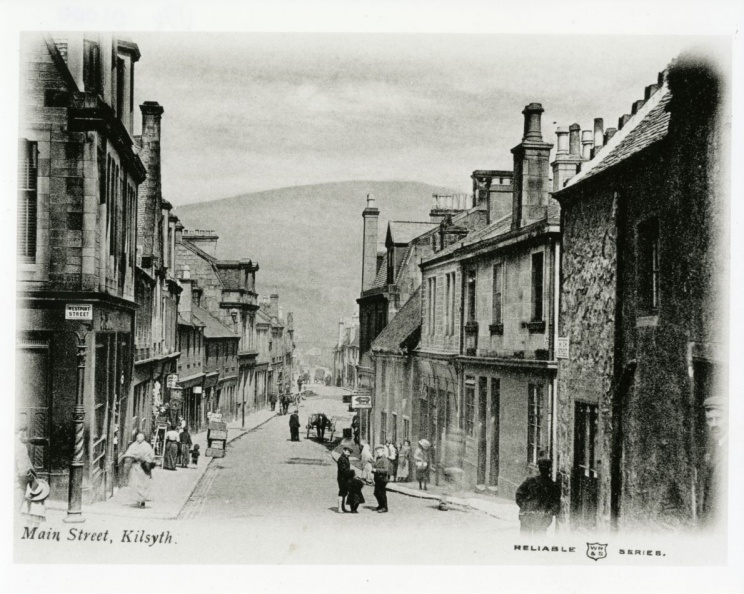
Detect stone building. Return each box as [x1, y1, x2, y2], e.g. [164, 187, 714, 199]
[333, 312, 360, 389]
[16, 33, 147, 503]
[418, 103, 561, 496]
[132, 100, 182, 447]
[358, 189, 487, 447]
[553, 55, 729, 530]
[259, 295, 295, 401]
[174, 230, 259, 424]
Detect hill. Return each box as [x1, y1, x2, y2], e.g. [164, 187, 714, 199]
[175, 180, 457, 352]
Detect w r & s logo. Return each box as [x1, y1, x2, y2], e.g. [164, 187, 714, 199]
[586, 542, 608, 561]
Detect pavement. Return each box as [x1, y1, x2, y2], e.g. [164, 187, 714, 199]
[46, 407, 277, 521]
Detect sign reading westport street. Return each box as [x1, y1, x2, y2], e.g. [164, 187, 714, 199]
[65, 304, 93, 320]
[351, 394, 372, 409]
[556, 337, 570, 359]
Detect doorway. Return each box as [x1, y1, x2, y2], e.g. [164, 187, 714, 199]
[572, 401, 599, 528]
[477, 377, 488, 485]
[489, 378, 500, 487]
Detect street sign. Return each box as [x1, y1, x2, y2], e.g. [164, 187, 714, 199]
[65, 304, 92, 320]
[166, 374, 178, 389]
[351, 394, 372, 409]
[556, 337, 570, 359]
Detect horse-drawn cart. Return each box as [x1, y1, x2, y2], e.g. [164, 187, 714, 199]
[306, 413, 335, 441]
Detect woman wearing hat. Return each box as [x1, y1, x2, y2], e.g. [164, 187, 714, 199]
[163, 424, 180, 471]
[123, 432, 156, 508]
[414, 439, 431, 491]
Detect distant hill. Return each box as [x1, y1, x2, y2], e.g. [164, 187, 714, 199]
[175, 180, 457, 351]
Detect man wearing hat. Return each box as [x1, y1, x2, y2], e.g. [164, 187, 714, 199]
[701, 396, 727, 527]
[336, 445, 354, 513]
[289, 409, 301, 441]
[515, 458, 560, 535]
[372, 444, 392, 513]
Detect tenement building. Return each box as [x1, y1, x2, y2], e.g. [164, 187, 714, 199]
[418, 103, 561, 496]
[132, 100, 182, 449]
[333, 312, 360, 389]
[175, 229, 259, 424]
[553, 55, 729, 531]
[16, 33, 146, 503]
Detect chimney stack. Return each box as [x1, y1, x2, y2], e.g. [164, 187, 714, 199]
[581, 130, 594, 160]
[138, 101, 165, 262]
[644, 84, 660, 100]
[552, 125, 584, 192]
[593, 118, 604, 149]
[269, 294, 279, 319]
[182, 229, 219, 257]
[361, 193, 380, 292]
[338, 319, 345, 346]
[511, 102, 553, 229]
[631, 99, 645, 115]
[618, 114, 632, 130]
[178, 266, 193, 317]
[568, 123, 581, 157]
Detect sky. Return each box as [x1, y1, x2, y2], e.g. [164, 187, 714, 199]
[131, 33, 726, 206]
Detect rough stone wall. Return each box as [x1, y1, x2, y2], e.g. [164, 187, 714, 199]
[556, 188, 617, 528]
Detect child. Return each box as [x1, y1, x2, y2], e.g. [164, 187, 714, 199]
[23, 479, 49, 526]
[346, 469, 366, 514]
[190, 444, 200, 467]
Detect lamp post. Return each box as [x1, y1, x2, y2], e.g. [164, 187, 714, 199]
[64, 325, 91, 523]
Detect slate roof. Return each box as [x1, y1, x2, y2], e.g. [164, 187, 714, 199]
[563, 84, 671, 189]
[371, 252, 389, 289]
[371, 287, 422, 355]
[422, 213, 513, 264]
[178, 312, 205, 328]
[191, 304, 238, 339]
[388, 221, 437, 245]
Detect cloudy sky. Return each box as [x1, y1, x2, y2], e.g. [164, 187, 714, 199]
[131, 33, 725, 206]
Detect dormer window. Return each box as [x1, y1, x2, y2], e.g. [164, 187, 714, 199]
[387, 247, 395, 284]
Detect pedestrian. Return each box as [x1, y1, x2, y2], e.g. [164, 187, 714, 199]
[700, 396, 728, 528]
[122, 432, 156, 508]
[346, 469, 366, 513]
[515, 458, 560, 535]
[289, 409, 301, 441]
[22, 478, 50, 526]
[336, 445, 354, 513]
[387, 439, 398, 481]
[270, 393, 277, 412]
[397, 440, 411, 482]
[15, 422, 38, 516]
[360, 441, 374, 484]
[163, 424, 180, 470]
[351, 415, 360, 445]
[372, 444, 392, 513]
[414, 439, 431, 490]
[179, 426, 192, 468]
[190, 444, 201, 467]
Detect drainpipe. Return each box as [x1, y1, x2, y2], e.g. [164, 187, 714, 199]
[551, 238, 560, 482]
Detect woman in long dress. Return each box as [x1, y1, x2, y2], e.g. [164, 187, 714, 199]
[123, 433, 155, 508]
[414, 439, 431, 490]
[397, 439, 411, 482]
[360, 441, 374, 484]
[163, 424, 179, 470]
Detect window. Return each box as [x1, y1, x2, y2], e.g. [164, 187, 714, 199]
[531, 252, 544, 321]
[17, 139, 38, 264]
[83, 39, 101, 94]
[427, 277, 437, 335]
[464, 377, 475, 436]
[380, 411, 388, 445]
[638, 217, 660, 313]
[466, 270, 477, 323]
[443, 272, 456, 336]
[392, 413, 398, 444]
[492, 263, 503, 325]
[403, 417, 410, 441]
[528, 384, 544, 464]
[419, 397, 430, 440]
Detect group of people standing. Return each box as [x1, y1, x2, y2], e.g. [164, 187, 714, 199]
[162, 420, 200, 470]
[335, 438, 432, 514]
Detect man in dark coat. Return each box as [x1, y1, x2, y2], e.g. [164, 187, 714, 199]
[515, 458, 560, 535]
[700, 396, 727, 528]
[336, 445, 354, 513]
[289, 410, 301, 442]
[372, 444, 392, 513]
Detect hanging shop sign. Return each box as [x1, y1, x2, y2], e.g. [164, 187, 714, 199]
[351, 393, 372, 409]
[166, 374, 179, 389]
[556, 337, 570, 359]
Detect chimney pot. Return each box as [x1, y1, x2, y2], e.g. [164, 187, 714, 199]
[568, 123, 581, 156]
[366, 193, 376, 209]
[593, 118, 604, 149]
[555, 126, 569, 155]
[522, 102, 545, 142]
[581, 130, 594, 160]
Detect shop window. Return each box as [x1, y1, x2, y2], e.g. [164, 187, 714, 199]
[464, 377, 475, 437]
[528, 383, 544, 464]
[531, 252, 544, 322]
